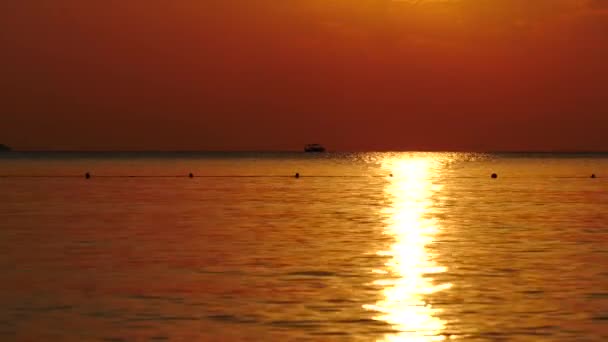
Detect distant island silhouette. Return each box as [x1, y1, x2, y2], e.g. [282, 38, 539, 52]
[0, 144, 12, 152]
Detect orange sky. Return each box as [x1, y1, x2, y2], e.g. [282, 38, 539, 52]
[1, 0, 607, 151]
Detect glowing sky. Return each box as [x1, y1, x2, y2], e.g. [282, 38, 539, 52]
[1, 0, 607, 151]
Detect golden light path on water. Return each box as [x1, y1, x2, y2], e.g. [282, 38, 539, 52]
[364, 155, 454, 341]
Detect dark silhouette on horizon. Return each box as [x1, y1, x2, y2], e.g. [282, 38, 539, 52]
[304, 144, 326, 153]
[0, 144, 12, 152]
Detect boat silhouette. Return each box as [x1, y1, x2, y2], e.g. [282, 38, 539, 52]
[304, 144, 326, 152]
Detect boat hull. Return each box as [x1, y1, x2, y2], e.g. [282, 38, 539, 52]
[304, 144, 326, 152]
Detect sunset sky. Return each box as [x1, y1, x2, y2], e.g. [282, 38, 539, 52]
[1, 0, 607, 151]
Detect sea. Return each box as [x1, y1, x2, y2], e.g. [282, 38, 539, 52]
[0, 152, 607, 341]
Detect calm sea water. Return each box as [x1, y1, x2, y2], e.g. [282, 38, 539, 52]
[1, 152, 607, 341]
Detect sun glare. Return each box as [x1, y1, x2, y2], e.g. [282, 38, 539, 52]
[364, 155, 453, 341]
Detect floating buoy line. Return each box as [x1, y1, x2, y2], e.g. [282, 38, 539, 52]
[0, 174, 601, 179]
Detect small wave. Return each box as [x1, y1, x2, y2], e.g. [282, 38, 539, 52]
[310, 331, 350, 336]
[126, 294, 184, 303]
[587, 292, 608, 299]
[285, 271, 337, 277]
[14, 305, 73, 313]
[334, 318, 387, 326]
[126, 315, 199, 322]
[269, 319, 324, 328]
[207, 314, 259, 324]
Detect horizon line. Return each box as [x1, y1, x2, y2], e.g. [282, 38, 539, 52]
[4, 149, 608, 154]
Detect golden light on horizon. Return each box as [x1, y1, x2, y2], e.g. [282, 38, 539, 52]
[364, 155, 453, 341]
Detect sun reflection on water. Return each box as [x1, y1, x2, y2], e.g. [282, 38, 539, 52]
[364, 155, 453, 341]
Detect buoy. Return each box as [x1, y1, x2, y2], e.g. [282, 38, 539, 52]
[189, 173, 194, 178]
[491, 173, 498, 179]
[295, 172, 300, 179]
[591, 174, 596, 179]
[389, 173, 393, 177]
[85, 172, 91, 179]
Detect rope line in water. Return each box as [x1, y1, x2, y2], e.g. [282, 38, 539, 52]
[0, 175, 388, 178]
[0, 175, 602, 179]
